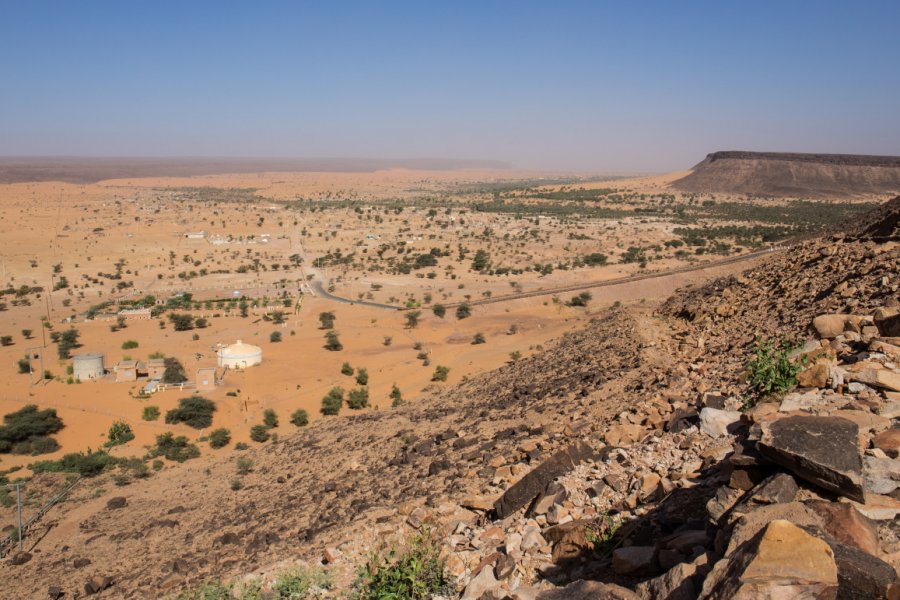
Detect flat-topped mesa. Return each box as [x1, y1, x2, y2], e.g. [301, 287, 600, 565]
[672, 150, 900, 198]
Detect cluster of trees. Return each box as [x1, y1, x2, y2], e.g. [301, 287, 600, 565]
[0, 405, 63, 455]
[165, 396, 216, 429]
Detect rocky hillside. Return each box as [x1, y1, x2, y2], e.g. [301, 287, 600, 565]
[671, 151, 900, 198]
[4, 198, 900, 599]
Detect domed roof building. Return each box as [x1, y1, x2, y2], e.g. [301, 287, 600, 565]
[217, 340, 262, 369]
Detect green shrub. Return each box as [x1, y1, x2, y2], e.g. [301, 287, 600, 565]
[149, 432, 200, 462]
[165, 396, 216, 429]
[347, 387, 369, 410]
[320, 387, 344, 416]
[472, 332, 485, 344]
[747, 339, 802, 401]
[355, 368, 368, 386]
[390, 385, 403, 407]
[209, 428, 231, 449]
[249, 425, 269, 443]
[142, 405, 160, 421]
[0, 405, 64, 454]
[17, 358, 30, 374]
[106, 421, 135, 447]
[432, 304, 446, 318]
[324, 330, 343, 351]
[290, 409, 309, 427]
[31, 449, 117, 476]
[270, 331, 282, 343]
[262, 409, 278, 429]
[341, 362, 354, 376]
[236, 456, 253, 475]
[431, 366, 450, 382]
[273, 564, 333, 598]
[355, 531, 448, 599]
[121, 340, 139, 350]
[455, 303, 471, 320]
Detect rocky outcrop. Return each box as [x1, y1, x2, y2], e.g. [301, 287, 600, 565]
[672, 151, 900, 198]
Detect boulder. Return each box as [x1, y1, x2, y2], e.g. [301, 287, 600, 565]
[824, 535, 899, 599]
[493, 441, 594, 519]
[875, 311, 900, 337]
[699, 408, 742, 438]
[863, 455, 900, 495]
[874, 428, 900, 458]
[536, 580, 640, 600]
[841, 492, 900, 520]
[461, 565, 500, 600]
[797, 363, 830, 388]
[700, 520, 838, 599]
[757, 416, 865, 502]
[725, 502, 824, 556]
[106, 496, 127, 509]
[612, 546, 657, 576]
[850, 368, 900, 392]
[84, 576, 114, 595]
[806, 501, 880, 556]
[8, 551, 31, 565]
[636, 553, 710, 600]
[814, 314, 851, 339]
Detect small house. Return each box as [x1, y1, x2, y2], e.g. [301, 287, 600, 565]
[115, 360, 138, 383]
[146, 358, 166, 380]
[196, 367, 217, 391]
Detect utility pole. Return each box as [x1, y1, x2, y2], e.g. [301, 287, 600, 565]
[15, 483, 22, 551]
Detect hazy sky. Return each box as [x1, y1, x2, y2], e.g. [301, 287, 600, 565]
[2, 1, 899, 172]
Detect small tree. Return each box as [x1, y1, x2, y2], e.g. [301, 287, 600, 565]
[208, 428, 231, 449]
[566, 292, 592, 307]
[405, 311, 421, 329]
[290, 408, 309, 427]
[341, 362, 354, 376]
[263, 409, 278, 429]
[168, 313, 194, 331]
[472, 332, 486, 344]
[106, 421, 134, 447]
[320, 387, 344, 415]
[347, 387, 369, 409]
[324, 330, 343, 351]
[390, 384, 403, 407]
[249, 424, 270, 443]
[270, 331, 282, 343]
[57, 328, 80, 359]
[355, 368, 369, 386]
[17, 357, 30, 374]
[194, 317, 208, 329]
[165, 396, 215, 429]
[318, 311, 336, 329]
[455, 303, 471, 320]
[21, 329, 32, 340]
[1, 336, 14, 347]
[271, 311, 286, 325]
[432, 304, 446, 318]
[431, 365, 450, 382]
[162, 357, 188, 383]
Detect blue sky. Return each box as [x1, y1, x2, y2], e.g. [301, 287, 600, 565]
[1, 1, 899, 171]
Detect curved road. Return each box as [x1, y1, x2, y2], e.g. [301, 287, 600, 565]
[311, 246, 783, 311]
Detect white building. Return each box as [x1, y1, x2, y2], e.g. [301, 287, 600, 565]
[217, 340, 262, 369]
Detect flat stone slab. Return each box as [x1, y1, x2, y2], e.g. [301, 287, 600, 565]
[493, 441, 594, 519]
[758, 416, 864, 502]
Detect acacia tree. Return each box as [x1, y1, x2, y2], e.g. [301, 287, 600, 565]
[405, 311, 421, 329]
[318, 311, 336, 329]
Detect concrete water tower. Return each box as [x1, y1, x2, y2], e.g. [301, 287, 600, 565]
[72, 353, 105, 381]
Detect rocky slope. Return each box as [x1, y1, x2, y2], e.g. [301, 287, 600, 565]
[3, 198, 900, 599]
[671, 151, 900, 198]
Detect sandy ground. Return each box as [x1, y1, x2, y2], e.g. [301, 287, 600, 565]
[0, 168, 771, 475]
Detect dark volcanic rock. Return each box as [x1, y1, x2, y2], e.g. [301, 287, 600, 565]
[106, 497, 127, 510]
[758, 416, 864, 502]
[493, 441, 594, 519]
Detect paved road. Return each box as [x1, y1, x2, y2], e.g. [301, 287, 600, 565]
[312, 247, 781, 311]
